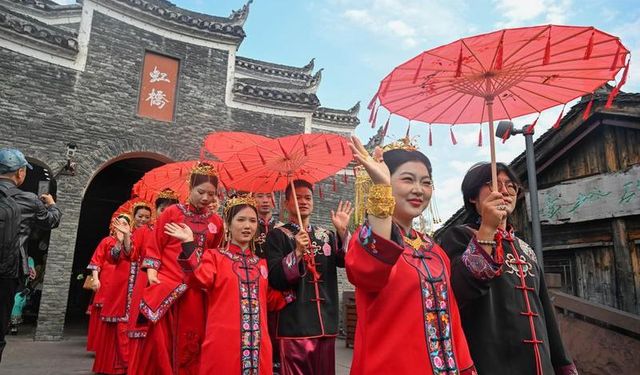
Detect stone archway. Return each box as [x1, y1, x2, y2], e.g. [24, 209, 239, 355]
[35, 139, 188, 340]
[64, 152, 172, 326]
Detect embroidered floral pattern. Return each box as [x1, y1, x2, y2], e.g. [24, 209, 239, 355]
[141, 257, 161, 270]
[462, 238, 503, 281]
[128, 330, 147, 339]
[140, 283, 188, 322]
[410, 234, 459, 375]
[517, 238, 538, 264]
[505, 253, 535, 277]
[220, 248, 262, 374]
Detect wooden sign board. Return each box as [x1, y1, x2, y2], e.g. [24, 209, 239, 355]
[526, 165, 640, 225]
[137, 51, 179, 122]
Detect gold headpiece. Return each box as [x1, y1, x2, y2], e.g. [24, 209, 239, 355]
[223, 193, 257, 217]
[132, 201, 152, 212]
[382, 137, 418, 152]
[157, 188, 179, 200]
[191, 162, 218, 177]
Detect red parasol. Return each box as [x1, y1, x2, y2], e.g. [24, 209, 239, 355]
[369, 24, 630, 188]
[220, 133, 353, 195]
[202, 131, 272, 161]
[131, 160, 220, 204]
[222, 133, 353, 279]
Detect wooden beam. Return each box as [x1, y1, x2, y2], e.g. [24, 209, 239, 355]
[536, 120, 601, 175]
[550, 290, 640, 335]
[611, 219, 636, 313]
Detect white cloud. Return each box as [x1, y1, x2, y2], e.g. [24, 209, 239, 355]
[492, 0, 572, 27]
[612, 15, 640, 92]
[337, 0, 471, 50]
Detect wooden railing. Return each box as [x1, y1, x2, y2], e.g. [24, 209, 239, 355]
[550, 290, 640, 336]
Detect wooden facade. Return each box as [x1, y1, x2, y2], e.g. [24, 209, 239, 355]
[436, 90, 640, 316]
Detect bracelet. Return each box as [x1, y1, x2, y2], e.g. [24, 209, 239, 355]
[476, 239, 497, 246]
[366, 184, 395, 218]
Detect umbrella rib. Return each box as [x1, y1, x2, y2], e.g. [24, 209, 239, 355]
[525, 62, 625, 73]
[520, 50, 624, 71]
[506, 26, 592, 66]
[424, 50, 484, 74]
[525, 73, 617, 81]
[461, 39, 488, 72]
[489, 30, 506, 69]
[502, 25, 551, 66]
[450, 95, 476, 124]
[380, 86, 458, 110]
[419, 91, 469, 123]
[519, 78, 593, 93]
[516, 39, 621, 69]
[380, 77, 454, 96]
[512, 85, 565, 106]
[503, 88, 542, 113]
[495, 92, 514, 120]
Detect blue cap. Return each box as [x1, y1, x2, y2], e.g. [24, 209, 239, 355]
[0, 148, 33, 174]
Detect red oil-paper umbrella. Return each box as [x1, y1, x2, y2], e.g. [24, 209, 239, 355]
[221, 133, 353, 279]
[369, 24, 630, 188]
[131, 160, 221, 204]
[202, 131, 272, 161]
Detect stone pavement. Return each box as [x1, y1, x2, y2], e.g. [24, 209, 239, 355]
[0, 325, 354, 374]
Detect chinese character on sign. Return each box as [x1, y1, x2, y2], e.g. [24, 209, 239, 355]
[145, 88, 169, 109]
[149, 66, 170, 83]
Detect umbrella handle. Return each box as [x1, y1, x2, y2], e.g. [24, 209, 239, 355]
[289, 180, 304, 228]
[486, 99, 499, 191]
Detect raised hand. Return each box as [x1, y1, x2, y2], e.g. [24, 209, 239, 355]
[348, 135, 391, 185]
[147, 269, 161, 285]
[112, 218, 131, 235]
[294, 231, 310, 258]
[331, 200, 353, 239]
[164, 222, 194, 243]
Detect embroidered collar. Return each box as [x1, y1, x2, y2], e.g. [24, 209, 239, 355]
[259, 216, 277, 226]
[287, 221, 312, 233]
[227, 243, 253, 256]
[178, 203, 212, 220]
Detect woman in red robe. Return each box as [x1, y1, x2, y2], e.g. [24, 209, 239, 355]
[345, 137, 478, 375]
[132, 163, 223, 375]
[127, 190, 178, 375]
[86, 213, 133, 374]
[163, 194, 288, 375]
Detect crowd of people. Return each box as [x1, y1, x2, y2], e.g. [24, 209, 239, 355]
[0, 142, 579, 375]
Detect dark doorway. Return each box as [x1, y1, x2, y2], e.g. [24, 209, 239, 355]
[65, 155, 169, 328]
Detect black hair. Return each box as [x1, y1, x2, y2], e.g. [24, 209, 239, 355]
[155, 197, 179, 211]
[461, 162, 521, 224]
[383, 149, 433, 178]
[133, 204, 152, 216]
[285, 179, 314, 201]
[224, 198, 258, 227]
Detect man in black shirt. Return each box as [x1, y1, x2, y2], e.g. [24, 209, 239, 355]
[0, 148, 61, 362]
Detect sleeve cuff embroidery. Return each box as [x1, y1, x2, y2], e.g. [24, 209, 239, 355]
[282, 252, 305, 283]
[87, 264, 100, 272]
[461, 237, 504, 281]
[141, 257, 161, 270]
[357, 224, 404, 265]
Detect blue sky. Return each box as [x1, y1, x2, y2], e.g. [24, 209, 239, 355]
[69, 0, 640, 226]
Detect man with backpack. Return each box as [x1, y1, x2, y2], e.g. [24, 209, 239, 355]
[0, 148, 61, 362]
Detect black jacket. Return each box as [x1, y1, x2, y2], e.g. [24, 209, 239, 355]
[0, 179, 62, 278]
[439, 224, 576, 375]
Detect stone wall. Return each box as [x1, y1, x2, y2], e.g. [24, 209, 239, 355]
[0, 9, 360, 339]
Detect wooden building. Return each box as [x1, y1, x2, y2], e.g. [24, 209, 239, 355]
[436, 89, 640, 315]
